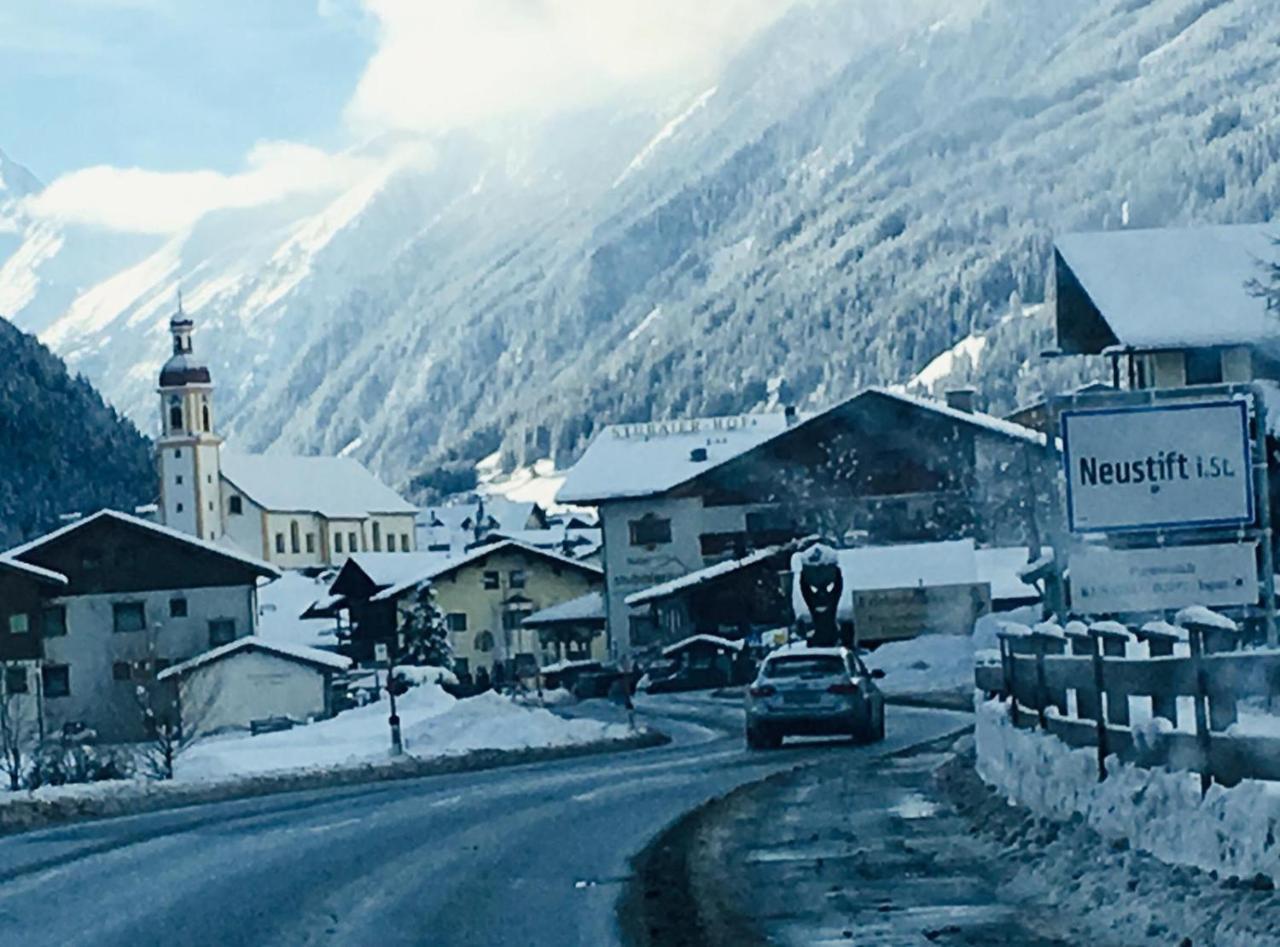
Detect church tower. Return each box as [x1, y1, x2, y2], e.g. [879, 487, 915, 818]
[157, 299, 222, 541]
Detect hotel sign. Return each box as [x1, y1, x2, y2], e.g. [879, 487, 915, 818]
[1070, 543, 1257, 614]
[611, 415, 761, 439]
[852, 583, 992, 643]
[1061, 400, 1253, 533]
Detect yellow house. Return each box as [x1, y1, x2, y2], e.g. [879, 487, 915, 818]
[326, 541, 604, 680]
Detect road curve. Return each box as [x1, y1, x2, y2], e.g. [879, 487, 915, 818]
[0, 695, 970, 947]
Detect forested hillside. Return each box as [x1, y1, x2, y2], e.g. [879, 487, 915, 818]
[0, 319, 155, 546]
[5, 0, 1280, 492]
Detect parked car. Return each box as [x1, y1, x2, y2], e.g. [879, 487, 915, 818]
[744, 644, 885, 749]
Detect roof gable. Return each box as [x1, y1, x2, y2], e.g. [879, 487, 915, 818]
[1054, 223, 1280, 353]
[365, 540, 603, 603]
[158, 636, 350, 679]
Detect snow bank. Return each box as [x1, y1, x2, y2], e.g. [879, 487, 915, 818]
[175, 683, 626, 781]
[976, 697, 1280, 880]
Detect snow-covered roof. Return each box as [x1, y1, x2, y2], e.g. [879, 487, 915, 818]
[157, 635, 352, 680]
[3, 509, 280, 579]
[522, 591, 606, 626]
[626, 542, 804, 607]
[221, 452, 417, 518]
[791, 539, 981, 623]
[557, 411, 798, 503]
[365, 540, 602, 603]
[0, 555, 67, 586]
[558, 389, 1047, 505]
[1056, 223, 1280, 351]
[256, 571, 343, 649]
[661, 634, 745, 656]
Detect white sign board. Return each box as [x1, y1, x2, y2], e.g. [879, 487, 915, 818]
[1070, 543, 1257, 614]
[374, 642, 389, 663]
[1062, 400, 1253, 533]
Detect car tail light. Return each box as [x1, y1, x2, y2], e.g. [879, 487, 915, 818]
[749, 684, 776, 698]
[827, 682, 859, 695]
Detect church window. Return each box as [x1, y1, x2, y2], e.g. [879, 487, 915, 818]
[176, 502, 184, 513]
[335, 533, 344, 553]
[168, 397, 183, 432]
[372, 522, 382, 552]
[305, 533, 316, 554]
[229, 496, 242, 515]
[290, 521, 301, 554]
[275, 533, 285, 554]
[401, 533, 411, 552]
[349, 531, 358, 552]
[208, 501, 214, 511]
[174, 449, 181, 458]
[175, 475, 183, 485]
[201, 398, 211, 432]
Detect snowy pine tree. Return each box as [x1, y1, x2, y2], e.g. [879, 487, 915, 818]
[398, 584, 454, 670]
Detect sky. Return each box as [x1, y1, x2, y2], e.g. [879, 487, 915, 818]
[2, 0, 798, 234]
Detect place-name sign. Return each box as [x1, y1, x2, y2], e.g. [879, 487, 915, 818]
[1062, 400, 1253, 532]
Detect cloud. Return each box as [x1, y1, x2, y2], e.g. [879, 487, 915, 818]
[346, 0, 798, 134]
[24, 142, 378, 234]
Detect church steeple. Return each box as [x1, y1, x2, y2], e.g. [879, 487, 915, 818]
[156, 296, 222, 542]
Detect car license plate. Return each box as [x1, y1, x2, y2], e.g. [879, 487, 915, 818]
[783, 691, 820, 705]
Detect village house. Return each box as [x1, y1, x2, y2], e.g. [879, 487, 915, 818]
[520, 591, 607, 665]
[557, 388, 1054, 659]
[320, 540, 603, 680]
[157, 637, 350, 736]
[1052, 223, 1280, 390]
[154, 303, 417, 567]
[1, 510, 279, 742]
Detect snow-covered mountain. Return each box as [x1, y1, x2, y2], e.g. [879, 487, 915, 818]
[5, 0, 1280, 493]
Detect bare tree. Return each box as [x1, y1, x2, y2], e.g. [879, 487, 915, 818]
[134, 669, 221, 781]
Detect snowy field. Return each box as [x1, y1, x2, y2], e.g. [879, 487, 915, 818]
[863, 607, 1032, 696]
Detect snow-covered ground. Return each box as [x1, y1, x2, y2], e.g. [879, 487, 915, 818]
[177, 683, 628, 781]
[976, 696, 1280, 881]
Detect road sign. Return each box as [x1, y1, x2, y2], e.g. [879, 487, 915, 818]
[851, 583, 991, 643]
[1061, 400, 1253, 533]
[374, 642, 389, 663]
[1069, 542, 1258, 614]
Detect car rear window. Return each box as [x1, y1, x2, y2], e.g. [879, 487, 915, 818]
[764, 656, 845, 679]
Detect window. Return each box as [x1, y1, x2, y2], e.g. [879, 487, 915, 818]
[483, 571, 500, 590]
[174, 448, 182, 458]
[175, 474, 183, 486]
[335, 532, 344, 554]
[502, 609, 531, 631]
[372, 522, 382, 552]
[201, 398, 211, 431]
[629, 514, 672, 547]
[275, 533, 286, 554]
[112, 602, 146, 633]
[290, 521, 301, 554]
[175, 503, 184, 514]
[229, 495, 243, 515]
[208, 619, 236, 648]
[1186, 348, 1224, 386]
[154, 658, 171, 673]
[7, 613, 29, 635]
[401, 534, 411, 552]
[112, 662, 132, 682]
[453, 657, 470, 678]
[509, 569, 526, 590]
[40, 606, 67, 637]
[305, 533, 316, 554]
[3, 667, 27, 694]
[475, 631, 495, 652]
[349, 531, 358, 552]
[168, 397, 183, 432]
[169, 597, 188, 618]
[446, 613, 469, 632]
[42, 665, 70, 698]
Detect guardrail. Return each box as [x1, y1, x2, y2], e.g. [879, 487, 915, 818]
[974, 615, 1280, 792]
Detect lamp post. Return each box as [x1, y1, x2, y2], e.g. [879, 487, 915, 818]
[376, 637, 403, 756]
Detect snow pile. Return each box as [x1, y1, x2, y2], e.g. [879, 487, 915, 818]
[976, 697, 1280, 881]
[175, 682, 626, 781]
[865, 606, 1039, 695]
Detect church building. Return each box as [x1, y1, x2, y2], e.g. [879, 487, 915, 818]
[154, 304, 418, 569]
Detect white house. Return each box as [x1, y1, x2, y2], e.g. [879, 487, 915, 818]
[157, 637, 351, 735]
[154, 303, 417, 568]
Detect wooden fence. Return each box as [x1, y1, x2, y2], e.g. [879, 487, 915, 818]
[974, 619, 1280, 791]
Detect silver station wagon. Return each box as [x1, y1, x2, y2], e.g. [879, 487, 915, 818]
[745, 644, 885, 749]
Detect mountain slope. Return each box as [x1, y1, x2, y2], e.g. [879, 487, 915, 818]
[6, 0, 1280, 493]
[0, 319, 156, 546]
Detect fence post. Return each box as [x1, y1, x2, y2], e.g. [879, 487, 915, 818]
[1187, 625, 1214, 796]
[1135, 624, 1180, 728]
[1091, 624, 1131, 727]
[1086, 628, 1110, 782]
[1066, 626, 1099, 722]
[1188, 619, 1240, 733]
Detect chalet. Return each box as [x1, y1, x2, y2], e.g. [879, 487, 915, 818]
[1, 510, 278, 742]
[1053, 223, 1280, 390]
[153, 302, 417, 567]
[520, 591, 607, 665]
[321, 540, 603, 680]
[558, 388, 1053, 659]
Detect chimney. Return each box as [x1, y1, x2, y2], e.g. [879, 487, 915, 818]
[690, 447, 709, 462]
[784, 404, 798, 427]
[945, 388, 977, 413]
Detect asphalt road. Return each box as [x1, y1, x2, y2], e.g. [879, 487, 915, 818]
[0, 694, 970, 947]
